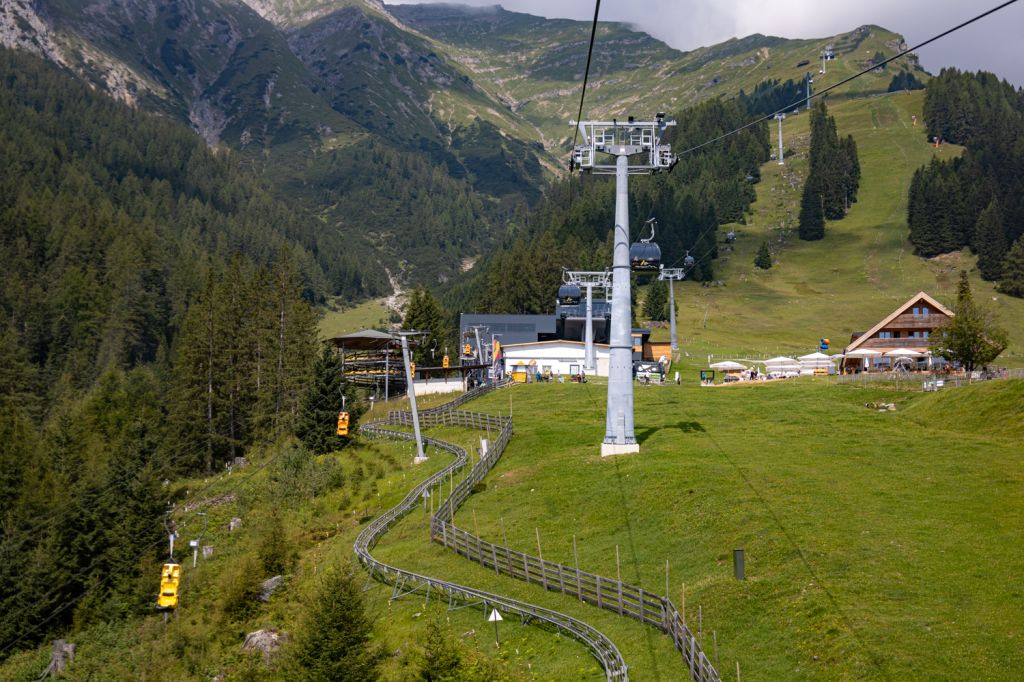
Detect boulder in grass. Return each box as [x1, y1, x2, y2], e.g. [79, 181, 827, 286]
[259, 575, 285, 602]
[243, 628, 288, 661]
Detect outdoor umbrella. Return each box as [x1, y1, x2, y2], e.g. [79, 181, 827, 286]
[709, 361, 747, 371]
[883, 348, 924, 357]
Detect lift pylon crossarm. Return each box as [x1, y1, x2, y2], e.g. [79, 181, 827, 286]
[570, 118, 677, 175]
[563, 270, 612, 287]
[658, 268, 686, 281]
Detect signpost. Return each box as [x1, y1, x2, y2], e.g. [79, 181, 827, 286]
[488, 608, 503, 647]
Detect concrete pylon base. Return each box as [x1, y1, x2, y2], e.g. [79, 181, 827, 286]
[601, 442, 640, 457]
[413, 456, 429, 464]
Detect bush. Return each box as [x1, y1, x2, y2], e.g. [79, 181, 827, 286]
[289, 564, 387, 681]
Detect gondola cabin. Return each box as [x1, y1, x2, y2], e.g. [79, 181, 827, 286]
[630, 242, 661, 271]
[558, 284, 582, 306]
[156, 562, 181, 611]
[336, 410, 350, 437]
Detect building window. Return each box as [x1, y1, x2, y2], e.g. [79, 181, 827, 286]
[879, 331, 892, 339]
[922, 306, 929, 315]
[912, 307, 920, 315]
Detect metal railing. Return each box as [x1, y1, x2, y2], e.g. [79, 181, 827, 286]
[357, 380, 721, 681]
[355, 383, 628, 680]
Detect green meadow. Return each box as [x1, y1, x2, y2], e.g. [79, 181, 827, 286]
[386, 377, 1024, 680]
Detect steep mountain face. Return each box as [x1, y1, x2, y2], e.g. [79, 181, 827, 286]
[390, 4, 907, 148]
[1, 0, 362, 150]
[0, 0, 913, 288]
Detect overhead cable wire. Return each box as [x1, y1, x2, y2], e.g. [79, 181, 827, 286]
[674, 0, 1021, 159]
[570, 0, 602, 154]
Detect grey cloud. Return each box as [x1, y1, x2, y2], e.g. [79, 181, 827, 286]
[392, 0, 1024, 85]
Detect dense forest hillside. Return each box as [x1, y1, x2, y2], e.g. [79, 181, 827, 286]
[0, 48, 370, 654]
[1, 0, 912, 288]
[908, 69, 1024, 295]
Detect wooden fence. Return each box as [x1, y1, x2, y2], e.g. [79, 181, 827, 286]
[380, 396, 721, 681]
[356, 384, 630, 680]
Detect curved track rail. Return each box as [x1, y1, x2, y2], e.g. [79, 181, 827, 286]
[355, 384, 629, 680]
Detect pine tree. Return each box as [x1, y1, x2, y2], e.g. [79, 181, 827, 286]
[419, 619, 462, 681]
[798, 175, 825, 241]
[754, 241, 772, 269]
[291, 565, 387, 681]
[974, 200, 1008, 281]
[642, 280, 668, 321]
[930, 271, 1008, 374]
[402, 289, 452, 365]
[998, 238, 1024, 297]
[297, 344, 361, 454]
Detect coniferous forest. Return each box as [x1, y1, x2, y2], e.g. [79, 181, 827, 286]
[448, 97, 770, 315]
[0, 49, 361, 652]
[907, 69, 1024, 296]
[798, 100, 861, 240]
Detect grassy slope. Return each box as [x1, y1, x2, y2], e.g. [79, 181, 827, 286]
[661, 89, 1024, 366]
[449, 378, 1024, 680]
[318, 298, 391, 339]
[3, 379, 1020, 680]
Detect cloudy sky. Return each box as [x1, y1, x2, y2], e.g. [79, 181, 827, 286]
[395, 0, 1024, 85]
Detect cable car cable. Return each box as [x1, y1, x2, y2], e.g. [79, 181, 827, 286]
[674, 0, 1020, 159]
[569, 0, 602, 155]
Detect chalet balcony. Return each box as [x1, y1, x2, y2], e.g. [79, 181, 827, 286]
[887, 313, 949, 330]
[856, 337, 931, 351]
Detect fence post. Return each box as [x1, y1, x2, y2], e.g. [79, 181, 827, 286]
[536, 528, 548, 591]
[615, 545, 623, 615]
[573, 535, 583, 602]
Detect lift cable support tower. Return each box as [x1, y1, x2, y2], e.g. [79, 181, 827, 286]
[571, 115, 677, 456]
[774, 113, 785, 165]
[393, 330, 429, 463]
[658, 267, 686, 353]
[563, 270, 611, 372]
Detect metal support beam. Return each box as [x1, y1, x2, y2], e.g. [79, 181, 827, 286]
[775, 113, 785, 165]
[659, 267, 685, 356]
[564, 270, 611, 373]
[571, 117, 676, 457]
[396, 332, 428, 463]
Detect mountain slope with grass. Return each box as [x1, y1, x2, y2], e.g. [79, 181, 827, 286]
[659, 89, 1024, 364]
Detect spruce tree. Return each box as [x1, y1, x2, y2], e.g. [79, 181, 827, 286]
[974, 200, 1008, 281]
[642, 280, 668, 321]
[931, 271, 1008, 374]
[998, 238, 1024, 297]
[798, 176, 825, 241]
[419, 618, 462, 681]
[297, 344, 361, 454]
[291, 565, 387, 681]
[402, 289, 452, 365]
[754, 241, 772, 269]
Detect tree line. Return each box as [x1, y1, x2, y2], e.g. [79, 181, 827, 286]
[0, 49, 371, 655]
[908, 68, 1024, 296]
[448, 97, 769, 317]
[799, 100, 861, 240]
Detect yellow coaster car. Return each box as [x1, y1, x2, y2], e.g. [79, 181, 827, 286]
[156, 562, 181, 611]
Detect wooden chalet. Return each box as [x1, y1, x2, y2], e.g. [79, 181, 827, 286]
[841, 292, 954, 372]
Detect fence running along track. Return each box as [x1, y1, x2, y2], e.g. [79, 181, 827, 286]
[355, 382, 721, 681]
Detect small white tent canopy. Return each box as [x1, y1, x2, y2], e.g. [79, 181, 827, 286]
[709, 360, 747, 373]
[841, 347, 882, 371]
[764, 356, 801, 375]
[797, 351, 835, 375]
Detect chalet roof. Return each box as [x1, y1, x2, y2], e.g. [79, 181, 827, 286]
[328, 329, 395, 350]
[844, 292, 954, 353]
